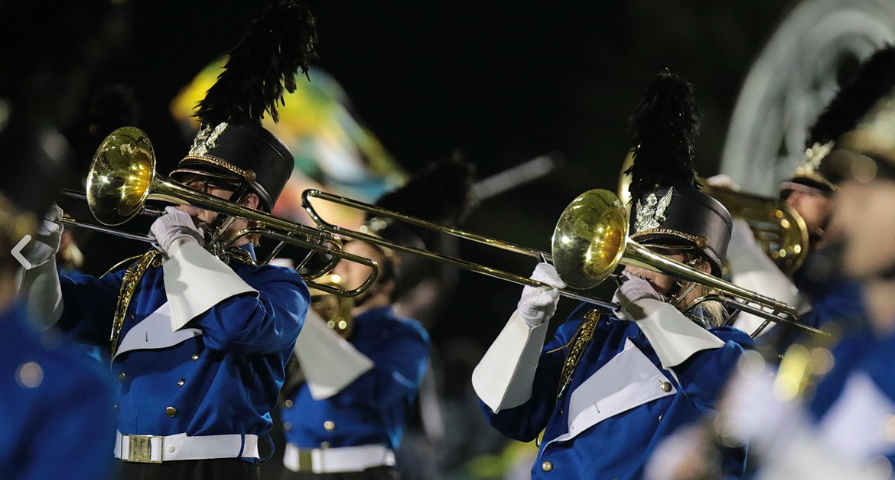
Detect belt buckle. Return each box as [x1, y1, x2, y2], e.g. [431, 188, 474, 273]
[298, 448, 314, 472]
[127, 435, 163, 463]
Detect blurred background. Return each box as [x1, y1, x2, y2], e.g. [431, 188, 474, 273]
[42, 0, 895, 478]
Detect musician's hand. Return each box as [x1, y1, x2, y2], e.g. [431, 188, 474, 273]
[149, 206, 205, 254]
[718, 357, 808, 459]
[517, 263, 565, 327]
[23, 204, 63, 268]
[612, 270, 662, 320]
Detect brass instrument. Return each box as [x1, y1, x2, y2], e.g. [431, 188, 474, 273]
[618, 153, 809, 275]
[307, 274, 355, 338]
[302, 189, 825, 335]
[302, 189, 618, 311]
[63, 126, 379, 297]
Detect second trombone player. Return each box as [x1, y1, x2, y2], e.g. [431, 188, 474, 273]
[472, 72, 755, 480]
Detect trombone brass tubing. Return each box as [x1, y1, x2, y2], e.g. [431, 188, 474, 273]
[233, 228, 379, 297]
[86, 126, 378, 297]
[58, 216, 154, 243]
[302, 189, 618, 311]
[623, 241, 826, 336]
[58, 188, 164, 243]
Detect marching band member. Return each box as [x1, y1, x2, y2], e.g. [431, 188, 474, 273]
[472, 72, 753, 480]
[0, 3, 118, 475]
[17, 3, 316, 479]
[724, 48, 895, 337]
[705, 78, 895, 480]
[279, 237, 428, 479]
[278, 161, 475, 479]
[0, 133, 115, 480]
[650, 48, 895, 480]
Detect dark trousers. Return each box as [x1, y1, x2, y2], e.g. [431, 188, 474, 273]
[118, 458, 260, 480]
[279, 466, 399, 480]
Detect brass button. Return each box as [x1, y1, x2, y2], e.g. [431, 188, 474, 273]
[323, 420, 335, 431]
[167, 445, 175, 453]
[541, 461, 553, 472]
[118, 372, 127, 382]
[113, 404, 118, 412]
[166, 407, 177, 417]
[658, 415, 663, 422]
[284, 422, 292, 431]
[191, 353, 200, 361]
[177, 378, 185, 387]
[320, 441, 330, 449]
[284, 399, 293, 409]
[661, 381, 672, 392]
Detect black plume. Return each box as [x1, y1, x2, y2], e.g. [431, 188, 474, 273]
[808, 46, 895, 148]
[626, 71, 701, 202]
[196, 1, 317, 126]
[370, 158, 477, 226]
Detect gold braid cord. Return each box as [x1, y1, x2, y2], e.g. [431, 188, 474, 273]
[556, 309, 601, 400]
[110, 250, 162, 356]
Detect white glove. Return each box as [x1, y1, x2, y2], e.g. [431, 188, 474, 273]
[22, 204, 63, 268]
[612, 270, 662, 319]
[149, 206, 204, 254]
[517, 263, 565, 327]
[720, 366, 811, 461]
[705, 174, 740, 190]
[727, 219, 758, 256]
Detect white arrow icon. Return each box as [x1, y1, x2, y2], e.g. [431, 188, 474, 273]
[12, 235, 32, 269]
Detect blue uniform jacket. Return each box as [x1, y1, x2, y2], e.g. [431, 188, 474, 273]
[281, 305, 429, 451]
[483, 303, 753, 480]
[795, 269, 866, 331]
[0, 301, 115, 480]
[56, 245, 309, 447]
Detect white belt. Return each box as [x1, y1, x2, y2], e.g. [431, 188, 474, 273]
[283, 443, 395, 473]
[114, 431, 260, 463]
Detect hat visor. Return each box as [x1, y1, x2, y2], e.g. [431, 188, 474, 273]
[630, 230, 722, 277]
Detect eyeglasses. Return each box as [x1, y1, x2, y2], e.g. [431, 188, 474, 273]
[184, 179, 238, 194]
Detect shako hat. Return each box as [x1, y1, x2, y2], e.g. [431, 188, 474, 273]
[169, 1, 318, 211]
[624, 71, 732, 277]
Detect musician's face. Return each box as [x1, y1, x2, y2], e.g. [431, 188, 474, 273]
[836, 179, 895, 279]
[178, 179, 259, 244]
[623, 247, 712, 305]
[333, 240, 382, 292]
[623, 248, 685, 297]
[784, 189, 834, 237]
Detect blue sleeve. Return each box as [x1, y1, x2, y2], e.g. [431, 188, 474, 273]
[674, 326, 753, 412]
[196, 266, 309, 356]
[330, 322, 430, 408]
[804, 279, 866, 329]
[24, 358, 116, 480]
[56, 269, 125, 346]
[480, 315, 585, 442]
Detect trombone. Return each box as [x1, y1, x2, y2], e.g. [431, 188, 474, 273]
[62, 126, 379, 298]
[302, 189, 619, 311]
[303, 188, 826, 337]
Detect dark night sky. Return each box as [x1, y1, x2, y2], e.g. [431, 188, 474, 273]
[67, 0, 795, 351]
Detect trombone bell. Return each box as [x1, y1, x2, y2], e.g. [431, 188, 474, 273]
[551, 189, 627, 290]
[87, 126, 155, 226]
